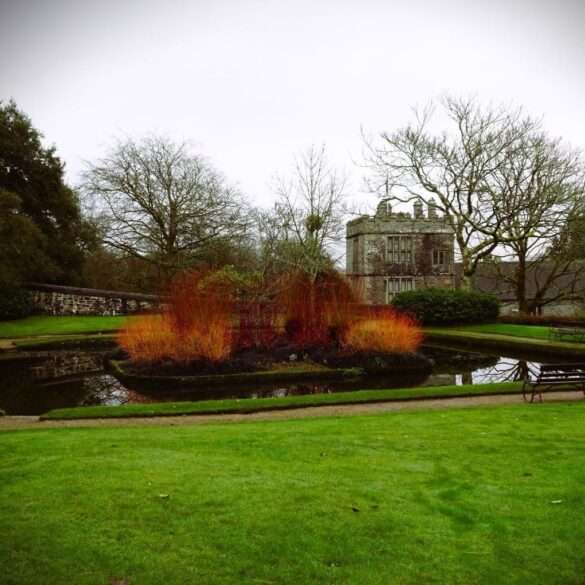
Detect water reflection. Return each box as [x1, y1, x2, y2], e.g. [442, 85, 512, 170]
[0, 352, 148, 415]
[77, 374, 133, 407]
[0, 347, 551, 415]
[462, 357, 541, 385]
[29, 352, 103, 381]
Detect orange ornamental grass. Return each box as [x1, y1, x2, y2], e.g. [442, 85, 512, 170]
[344, 308, 422, 354]
[118, 315, 175, 363]
[118, 270, 233, 364]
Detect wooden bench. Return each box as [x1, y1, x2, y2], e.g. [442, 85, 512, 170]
[549, 327, 585, 342]
[522, 363, 585, 403]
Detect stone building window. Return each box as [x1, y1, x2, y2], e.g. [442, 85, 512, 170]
[384, 277, 415, 303]
[386, 235, 413, 264]
[432, 249, 450, 270]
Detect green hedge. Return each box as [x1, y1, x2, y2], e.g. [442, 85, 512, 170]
[0, 287, 34, 320]
[392, 288, 499, 325]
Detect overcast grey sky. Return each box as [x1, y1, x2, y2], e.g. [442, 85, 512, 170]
[1, 0, 584, 209]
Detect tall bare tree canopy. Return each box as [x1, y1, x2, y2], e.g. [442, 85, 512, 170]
[364, 97, 547, 289]
[82, 136, 250, 282]
[261, 145, 346, 279]
[489, 132, 585, 313]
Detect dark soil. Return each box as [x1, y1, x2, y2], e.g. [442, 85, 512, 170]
[310, 348, 432, 373]
[422, 346, 500, 372]
[122, 351, 274, 376]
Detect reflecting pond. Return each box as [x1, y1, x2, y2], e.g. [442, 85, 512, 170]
[0, 344, 553, 415]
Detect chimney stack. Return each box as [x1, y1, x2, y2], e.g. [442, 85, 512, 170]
[427, 199, 438, 219]
[376, 198, 392, 218]
[413, 200, 424, 219]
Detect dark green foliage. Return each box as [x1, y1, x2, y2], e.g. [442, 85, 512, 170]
[500, 314, 585, 327]
[0, 100, 94, 285]
[0, 190, 47, 285]
[392, 288, 499, 325]
[0, 287, 33, 320]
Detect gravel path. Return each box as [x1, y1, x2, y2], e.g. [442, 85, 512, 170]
[1, 391, 584, 431]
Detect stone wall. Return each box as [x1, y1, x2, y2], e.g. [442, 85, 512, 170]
[27, 284, 163, 316]
[29, 352, 104, 381]
[499, 300, 581, 317]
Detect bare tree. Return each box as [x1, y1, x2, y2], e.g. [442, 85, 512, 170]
[488, 133, 585, 314]
[255, 208, 302, 278]
[82, 136, 251, 283]
[266, 145, 347, 279]
[363, 96, 539, 289]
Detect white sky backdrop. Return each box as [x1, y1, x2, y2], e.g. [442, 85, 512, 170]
[1, 0, 584, 215]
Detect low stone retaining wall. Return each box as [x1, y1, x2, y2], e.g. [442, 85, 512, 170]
[26, 283, 164, 316]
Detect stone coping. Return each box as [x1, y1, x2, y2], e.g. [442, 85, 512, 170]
[26, 283, 163, 303]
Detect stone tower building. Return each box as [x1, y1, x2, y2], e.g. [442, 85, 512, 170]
[346, 199, 455, 304]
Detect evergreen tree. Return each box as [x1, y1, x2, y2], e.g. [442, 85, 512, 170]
[0, 100, 91, 284]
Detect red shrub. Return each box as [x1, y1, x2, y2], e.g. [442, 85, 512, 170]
[277, 270, 357, 346]
[119, 268, 422, 364]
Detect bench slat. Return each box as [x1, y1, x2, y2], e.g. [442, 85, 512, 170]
[538, 373, 585, 379]
[523, 361, 585, 402]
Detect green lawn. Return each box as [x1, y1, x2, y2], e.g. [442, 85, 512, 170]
[12, 333, 119, 350]
[42, 381, 525, 419]
[2, 403, 585, 584]
[425, 323, 585, 357]
[0, 315, 129, 338]
[451, 323, 553, 340]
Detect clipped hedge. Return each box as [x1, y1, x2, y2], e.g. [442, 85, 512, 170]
[0, 287, 34, 320]
[392, 288, 499, 325]
[499, 315, 585, 327]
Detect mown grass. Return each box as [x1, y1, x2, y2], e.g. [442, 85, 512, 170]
[425, 325, 585, 357]
[453, 323, 553, 339]
[12, 333, 119, 350]
[2, 403, 585, 584]
[41, 381, 526, 419]
[0, 316, 130, 338]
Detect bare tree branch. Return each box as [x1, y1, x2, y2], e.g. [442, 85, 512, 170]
[81, 136, 251, 282]
[362, 96, 542, 289]
[261, 145, 347, 279]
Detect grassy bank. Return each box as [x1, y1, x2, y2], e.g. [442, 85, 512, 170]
[41, 381, 528, 419]
[453, 323, 553, 339]
[11, 333, 119, 350]
[0, 315, 129, 338]
[425, 325, 585, 357]
[3, 403, 585, 584]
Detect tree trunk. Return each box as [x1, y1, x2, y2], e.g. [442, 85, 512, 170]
[515, 256, 529, 315]
[460, 253, 472, 291]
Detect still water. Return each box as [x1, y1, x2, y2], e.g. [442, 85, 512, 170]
[0, 345, 545, 415]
